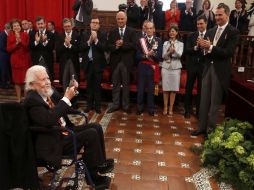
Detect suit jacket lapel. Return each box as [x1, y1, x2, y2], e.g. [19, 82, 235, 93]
[216, 25, 229, 47]
[209, 27, 217, 44]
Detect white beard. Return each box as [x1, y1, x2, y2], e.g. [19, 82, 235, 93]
[38, 87, 54, 98]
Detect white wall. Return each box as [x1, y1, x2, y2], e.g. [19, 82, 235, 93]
[92, 0, 235, 12]
[210, 0, 234, 12]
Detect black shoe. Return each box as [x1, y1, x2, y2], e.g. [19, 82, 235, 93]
[95, 108, 101, 114]
[191, 130, 206, 136]
[184, 112, 191, 119]
[123, 108, 131, 114]
[93, 176, 111, 190]
[106, 107, 119, 113]
[148, 111, 154, 116]
[84, 107, 92, 113]
[136, 110, 143, 115]
[97, 160, 114, 174]
[105, 158, 114, 165]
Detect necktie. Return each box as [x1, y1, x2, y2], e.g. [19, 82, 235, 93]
[46, 97, 68, 135]
[214, 27, 222, 45]
[200, 32, 204, 38]
[40, 31, 43, 43]
[120, 28, 124, 39]
[46, 97, 55, 108]
[88, 44, 93, 61]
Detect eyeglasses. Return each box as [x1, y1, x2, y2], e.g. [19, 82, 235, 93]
[91, 22, 99, 24]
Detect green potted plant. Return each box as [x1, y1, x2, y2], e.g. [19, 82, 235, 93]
[201, 119, 254, 190]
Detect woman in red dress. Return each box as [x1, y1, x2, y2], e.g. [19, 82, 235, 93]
[7, 19, 31, 102]
[164, 0, 181, 30]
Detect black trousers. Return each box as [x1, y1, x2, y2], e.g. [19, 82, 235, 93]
[86, 65, 103, 109]
[62, 123, 106, 171]
[184, 64, 203, 114]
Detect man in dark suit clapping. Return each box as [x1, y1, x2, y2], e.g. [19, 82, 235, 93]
[0, 23, 11, 89]
[56, 18, 80, 91]
[191, 3, 240, 137]
[107, 11, 136, 114]
[29, 16, 55, 81]
[80, 17, 107, 114]
[184, 15, 208, 119]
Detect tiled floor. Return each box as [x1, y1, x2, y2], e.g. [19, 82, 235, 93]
[0, 88, 226, 190]
[102, 110, 201, 190]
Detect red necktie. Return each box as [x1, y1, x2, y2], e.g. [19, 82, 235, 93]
[46, 97, 68, 135]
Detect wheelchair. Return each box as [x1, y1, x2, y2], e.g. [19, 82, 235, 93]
[0, 102, 95, 190]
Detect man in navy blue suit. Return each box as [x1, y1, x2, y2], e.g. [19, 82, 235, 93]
[136, 21, 162, 116]
[0, 23, 11, 89]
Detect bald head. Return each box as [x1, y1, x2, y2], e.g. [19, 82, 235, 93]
[116, 11, 127, 28]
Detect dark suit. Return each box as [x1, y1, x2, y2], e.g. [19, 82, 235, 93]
[139, 6, 149, 28]
[24, 90, 106, 171]
[153, 1, 164, 30]
[179, 7, 196, 32]
[136, 36, 162, 113]
[229, 9, 248, 34]
[72, 0, 93, 28]
[56, 31, 80, 90]
[184, 31, 205, 115]
[80, 30, 107, 110]
[198, 24, 240, 133]
[29, 30, 55, 80]
[197, 10, 215, 30]
[107, 27, 136, 110]
[127, 4, 141, 29]
[0, 31, 11, 88]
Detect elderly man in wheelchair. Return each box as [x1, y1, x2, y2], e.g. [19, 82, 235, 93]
[23, 65, 113, 189]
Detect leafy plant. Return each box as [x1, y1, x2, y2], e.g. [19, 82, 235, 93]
[201, 119, 254, 190]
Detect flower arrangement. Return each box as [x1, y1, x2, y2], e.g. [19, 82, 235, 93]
[201, 119, 254, 190]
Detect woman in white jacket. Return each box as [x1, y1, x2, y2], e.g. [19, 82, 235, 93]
[161, 25, 183, 115]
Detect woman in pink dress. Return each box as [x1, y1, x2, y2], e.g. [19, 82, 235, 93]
[7, 19, 31, 102]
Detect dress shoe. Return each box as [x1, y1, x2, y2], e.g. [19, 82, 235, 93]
[191, 130, 206, 136]
[123, 108, 131, 114]
[106, 107, 119, 113]
[136, 110, 143, 115]
[84, 107, 92, 113]
[95, 108, 101, 114]
[93, 176, 111, 190]
[97, 160, 114, 174]
[184, 112, 191, 119]
[163, 107, 168, 115]
[105, 158, 114, 165]
[148, 111, 154, 116]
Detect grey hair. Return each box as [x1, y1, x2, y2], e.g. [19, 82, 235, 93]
[25, 65, 47, 91]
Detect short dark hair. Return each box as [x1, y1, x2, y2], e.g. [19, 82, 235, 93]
[197, 15, 207, 23]
[36, 16, 45, 23]
[217, 3, 230, 15]
[91, 16, 99, 21]
[48, 21, 55, 27]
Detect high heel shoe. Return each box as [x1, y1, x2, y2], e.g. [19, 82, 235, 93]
[163, 107, 168, 115]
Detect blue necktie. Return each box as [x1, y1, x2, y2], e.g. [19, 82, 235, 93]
[88, 44, 93, 61]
